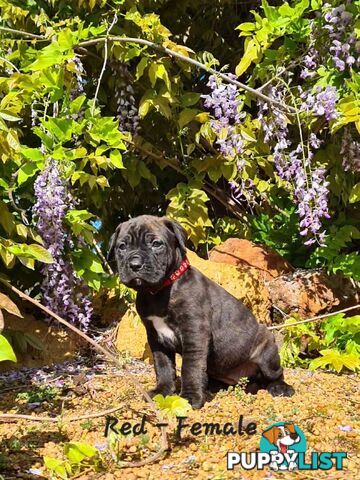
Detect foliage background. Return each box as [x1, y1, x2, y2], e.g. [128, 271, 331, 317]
[0, 0, 359, 345]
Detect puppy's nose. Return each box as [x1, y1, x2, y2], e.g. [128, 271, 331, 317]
[129, 255, 143, 272]
[290, 433, 298, 440]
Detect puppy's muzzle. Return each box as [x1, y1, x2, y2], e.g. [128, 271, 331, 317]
[128, 254, 143, 272]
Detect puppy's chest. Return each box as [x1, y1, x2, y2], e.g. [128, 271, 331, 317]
[146, 315, 180, 347]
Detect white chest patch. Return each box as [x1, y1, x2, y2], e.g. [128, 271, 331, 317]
[147, 315, 175, 342]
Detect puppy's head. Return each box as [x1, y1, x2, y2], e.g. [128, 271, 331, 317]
[262, 423, 300, 452]
[108, 215, 187, 291]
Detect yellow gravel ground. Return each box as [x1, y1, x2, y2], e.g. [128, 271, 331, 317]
[0, 365, 358, 480]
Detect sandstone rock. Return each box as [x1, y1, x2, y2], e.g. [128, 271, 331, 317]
[266, 269, 359, 318]
[209, 238, 293, 280]
[116, 249, 272, 360]
[186, 250, 271, 322]
[0, 312, 82, 372]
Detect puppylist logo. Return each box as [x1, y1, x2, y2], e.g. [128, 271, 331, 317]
[227, 422, 347, 472]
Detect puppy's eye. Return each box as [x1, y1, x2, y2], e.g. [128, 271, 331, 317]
[152, 240, 163, 248]
[278, 432, 283, 438]
[118, 242, 126, 251]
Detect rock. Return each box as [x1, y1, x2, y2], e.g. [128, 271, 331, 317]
[209, 238, 293, 280]
[116, 249, 272, 360]
[186, 250, 271, 322]
[267, 269, 359, 318]
[0, 312, 83, 372]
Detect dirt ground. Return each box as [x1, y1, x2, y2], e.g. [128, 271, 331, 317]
[0, 359, 358, 480]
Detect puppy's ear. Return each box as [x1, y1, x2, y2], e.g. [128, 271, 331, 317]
[262, 426, 278, 445]
[107, 223, 122, 261]
[284, 423, 296, 434]
[162, 217, 188, 255]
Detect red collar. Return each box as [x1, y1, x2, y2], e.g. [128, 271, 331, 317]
[150, 257, 190, 294]
[162, 257, 190, 287]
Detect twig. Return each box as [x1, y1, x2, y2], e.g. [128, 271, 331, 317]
[0, 56, 20, 73]
[0, 404, 124, 423]
[0, 26, 43, 39]
[91, 15, 117, 115]
[268, 304, 360, 331]
[93, 239, 114, 275]
[272, 304, 289, 318]
[0, 278, 168, 468]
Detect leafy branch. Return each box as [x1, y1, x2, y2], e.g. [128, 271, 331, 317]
[0, 26, 295, 112]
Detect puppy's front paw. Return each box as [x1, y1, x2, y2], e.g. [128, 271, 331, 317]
[267, 380, 295, 397]
[147, 384, 176, 399]
[180, 390, 206, 409]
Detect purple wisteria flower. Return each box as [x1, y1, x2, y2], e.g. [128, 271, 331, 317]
[341, 127, 360, 172]
[300, 47, 319, 79]
[300, 86, 339, 122]
[258, 86, 330, 245]
[112, 63, 140, 134]
[69, 56, 86, 99]
[32, 158, 93, 330]
[323, 3, 359, 72]
[202, 74, 245, 158]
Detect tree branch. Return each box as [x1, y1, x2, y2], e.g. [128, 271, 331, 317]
[0, 25, 295, 112]
[0, 26, 43, 39]
[79, 36, 295, 112]
[268, 304, 360, 330]
[0, 405, 124, 423]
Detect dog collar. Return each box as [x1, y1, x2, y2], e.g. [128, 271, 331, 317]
[162, 257, 190, 287]
[150, 257, 190, 294]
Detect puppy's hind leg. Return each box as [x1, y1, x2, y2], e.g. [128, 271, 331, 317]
[251, 325, 294, 397]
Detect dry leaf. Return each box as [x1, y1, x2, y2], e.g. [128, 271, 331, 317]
[0, 292, 23, 318]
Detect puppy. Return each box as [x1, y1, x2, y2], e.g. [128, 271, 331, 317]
[262, 423, 300, 470]
[108, 215, 294, 408]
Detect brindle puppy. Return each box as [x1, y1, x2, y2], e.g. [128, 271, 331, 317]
[108, 215, 294, 408]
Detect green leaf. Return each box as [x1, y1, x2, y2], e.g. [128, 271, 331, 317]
[136, 57, 148, 80]
[23, 333, 44, 351]
[180, 93, 201, 107]
[109, 150, 125, 169]
[0, 110, 20, 122]
[25, 245, 54, 264]
[153, 394, 192, 417]
[235, 38, 261, 76]
[349, 183, 360, 203]
[17, 162, 39, 185]
[178, 109, 199, 129]
[0, 334, 17, 362]
[42, 118, 74, 143]
[73, 248, 105, 275]
[148, 63, 171, 90]
[70, 95, 86, 114]
[43, 456, 69, 479]
[237, 22, 256, 32]
[64, 442, 97, 463]
[21, 147, 44, 161]
[25, 42, 74, 72]
[0, 202, 15, 235]
[309, 349, 360, 373]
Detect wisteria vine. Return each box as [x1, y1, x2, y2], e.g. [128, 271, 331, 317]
[202, 1, 359, 246]
[32, 159, 93, 330]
